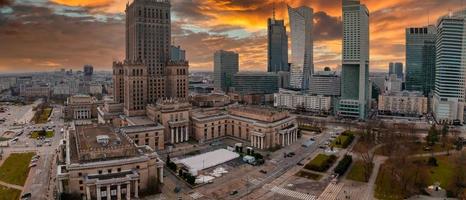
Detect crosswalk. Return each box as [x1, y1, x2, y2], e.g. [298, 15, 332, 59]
[270, 186, 316, 200]
[189, 192, 204, 199]
[317, 183, 344, 200]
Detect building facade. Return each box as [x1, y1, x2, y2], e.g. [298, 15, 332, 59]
[191, 106, 298, 149]
[267, 16, 288, 73]
[170, 45, 186, 62]
[213, 50, 239, 92]
[405, 26, 436, 95]
[57, 123, 164, 200]
[378, 91, 428, 116]
[274, 89, 332, 113]
[64, 95, 101, 120]
[309, 70, 341, 96]
[231, 72, 279, 95]
[288, 5, 313, 90]
[384, 74, 402, 94]
[165, 61, 189, 99]
[388, 62, 403, 80]
[433, 12, 466, 124]
[338, 0, 370, 119]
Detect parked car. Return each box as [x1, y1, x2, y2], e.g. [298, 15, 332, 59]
[230, 191, 238, 196]
[21, 193, 31, 200]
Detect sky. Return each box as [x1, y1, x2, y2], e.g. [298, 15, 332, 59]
[0, 0, 464, 73]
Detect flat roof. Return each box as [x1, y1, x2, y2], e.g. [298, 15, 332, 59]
[177, 149, 239, 175]
[126, 116, 156, 126]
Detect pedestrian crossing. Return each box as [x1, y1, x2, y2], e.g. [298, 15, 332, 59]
[270, 186, 316, 200]
[189, 192, 204, 199]
[317, 183, 344, 200]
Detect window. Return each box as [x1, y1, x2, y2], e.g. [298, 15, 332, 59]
[79, 180, 83, 184]
[98, 170, 102, 174]
[78, 173, 82, 176]
[108, 169, 112, 173]
[118, 168, 121, 172]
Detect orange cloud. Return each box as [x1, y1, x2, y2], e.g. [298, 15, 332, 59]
[51, 0, 114, 8]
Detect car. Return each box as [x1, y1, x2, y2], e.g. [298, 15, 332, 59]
[297, 162, 304, 166]
[29, 163, 37, 168]
[319, 145, 327, 149]
[230, 191, 238, 196]
[32, 155, 40, 159]
[289, 152, 296, 156]
[259, 170, 267, 174]
[310, 138, 315, 141]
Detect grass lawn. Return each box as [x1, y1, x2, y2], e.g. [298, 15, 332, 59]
[0, 152, 35, 186]
[375, 164, 403, 200]
[426, 156, 455, 189]
[375, 142, 454, 156]
[33, 107, 52, 124]
[30, 130, 54, 139]
[0, 185, 21, 200]
[295, 170, 322, 181]
[304, 154, 337, 172]
[346, 160, 372, 182]
[299, 125, 322, 133]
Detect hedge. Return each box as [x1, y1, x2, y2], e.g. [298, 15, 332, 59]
[334, 155, 352, 175]
[305, 154, 337, 172]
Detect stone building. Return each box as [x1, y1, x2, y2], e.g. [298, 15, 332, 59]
[191, 106, 298, 149]
[57, 122, 164, 200]
[378, 91, 428, 116]
[165, 61, 189, 99]
[64, 95, 102, 120]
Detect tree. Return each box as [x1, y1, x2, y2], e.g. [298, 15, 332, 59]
[426, 125, 439, 147]
[354, 141, 375, 181]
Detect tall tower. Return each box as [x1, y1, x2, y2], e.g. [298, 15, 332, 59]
[405, 26, 436, 95]
[338, 0, 370, 120]
[125, 0, 171, 103]
[213, 50, 239, 92]
[288, 5, 313, 90]
[268, 5, 288, 73]
[433, 10, 466, 124]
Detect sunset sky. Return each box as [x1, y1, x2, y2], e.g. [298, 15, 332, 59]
[0, 0, 464, 73]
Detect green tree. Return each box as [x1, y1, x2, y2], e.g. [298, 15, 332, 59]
[426, 125, 439, 147]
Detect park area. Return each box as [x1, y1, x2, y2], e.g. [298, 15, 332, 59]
[304, 154, 337, 172]
[346, 160, 372, 182]
[31, 103, 52, 124]
[295, 170, 322, 181]
[30, 130, 54, 139]
[0, 185, 21, 200]
[0, 152, 35, 186]
[331, 131, 355, 148]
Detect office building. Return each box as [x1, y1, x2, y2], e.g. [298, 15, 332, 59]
[213, 50, 239, 92]
[384, 74, 402, 94]
[274, 89, 332, 113]
[268, 11, 288, 72]
[231, 72, 279, 95]
[433, 11, 466, 124]
[378, 91, 428, 117]
[338, 0, 370, 119]
[405, 26, 436, 95]
[83, 65, 93, 81]
[388, 62, 403, 79]
[171, 45, 186, 62]
[288, 5, 313, 90]
[309, 69, 341, 96]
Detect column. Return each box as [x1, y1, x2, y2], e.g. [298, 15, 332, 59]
[126, 183, 131, 200]
[117, 185, 121, 200]
[185, 126, 189, 142]
[135, 181, 139, 198]
[106, 185, 111, 200]
[288, 133, 291, 145]
[86, 186, 91, 200]
[171, 128, 174, 144]
[159, 167, 164, 183]
[179, 127, 184, 142]
[282, 134, 285, 146]
[175, 127, 179, 143]
[250, 135, 254, 147]
[260, 137, 264, 149]
[97, 186, 101, 200]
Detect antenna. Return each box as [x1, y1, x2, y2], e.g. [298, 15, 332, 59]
[273, 1, 276, 20]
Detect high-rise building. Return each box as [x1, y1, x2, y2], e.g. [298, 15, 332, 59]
[125, 0, 171, 104]
[405, 26, 436, 95]
[433, 11, 466, 124]
[213, 50, 239, 92]
[309, 70, 341, 97]
[171, 45, 186, 62]
[83, 65, 93, 82]
[268, 10, 288, 73]
[338, 0, 370, 119]
[388, 62, 403, 79]
[231, 72, 279, 95]
[288, 5, 313, 90]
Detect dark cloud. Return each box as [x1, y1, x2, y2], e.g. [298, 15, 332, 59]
[0, 0, 11, 7]
[313, 11, 342, 41]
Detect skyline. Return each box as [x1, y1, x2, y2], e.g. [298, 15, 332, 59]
[0, 0, 465, 73]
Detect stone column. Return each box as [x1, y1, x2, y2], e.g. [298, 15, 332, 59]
[260, 137, 264, 149]
[97, 186, 101, 200]
[126, 183, 131, 200]
[282, 134, 285, 146]
[117, 185, 121, 200]
[250, 135, 254, 147]
[179, 127, 184, 142]
[106, 185, 111, 200]
[171, 128, 174, 144]
[175, 127, 179, 143]
[135, 181, 139, 198]
[86, 186, 91, 200]
[159, 166, 164, 183]
[185, 126, 189, 142]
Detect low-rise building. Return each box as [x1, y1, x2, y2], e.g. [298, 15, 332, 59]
[64, 95, 102, 120]
[57, 122, 164, 200]
[20, 84, 51, 98]
[189, 93, 230, 108]
[191, 106, 298, 149]
[274, 89, 332, 113]
[378, 91, 428, 116]
[309, 70, 341, 96]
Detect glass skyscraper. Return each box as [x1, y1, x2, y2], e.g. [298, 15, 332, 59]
[388, 62, 403, 80]
[213, 50, 239, 92]
[433, 11, 466, 124]
[288, 5, 313, 90]
[267, 17, 288, 73]
[338, 0, 370, 120]
[405, 26, 436, 95]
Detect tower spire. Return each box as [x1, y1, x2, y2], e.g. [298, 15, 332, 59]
[273, 1, 276, 20]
